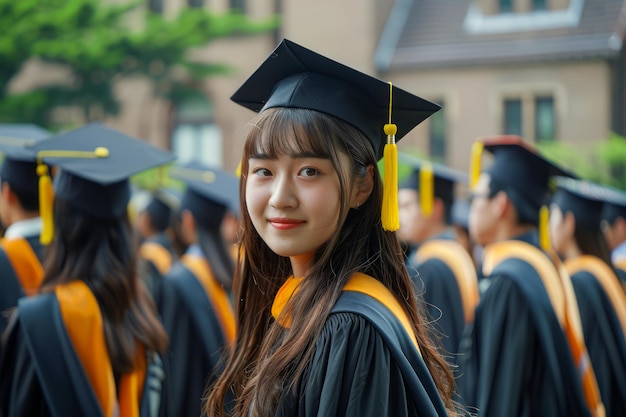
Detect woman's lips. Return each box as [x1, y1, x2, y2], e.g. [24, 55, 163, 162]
[268, 218, 305, 230]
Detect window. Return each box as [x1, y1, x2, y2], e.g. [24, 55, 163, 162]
[187, 0, 204, 8]
[429, 102, 446, 162]
[535, 96, 555, 142]
[172, 95, 223, 167]
[533, 0, 548, 11]
[147, 0, 163, 13]
[230, 0, 245, 12]
[499, 0, 513, 13]
[503, 99, 523, 136]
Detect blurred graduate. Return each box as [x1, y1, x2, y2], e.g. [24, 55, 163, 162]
[457, 136, 603, 417]
[549, 177, 626, 416]
[397, 154, 479, 367]
[601, 188, 626, 285]
[0, 124, 50, 334]
[157, 161, 238, 417]
[0, 124, 173, 417]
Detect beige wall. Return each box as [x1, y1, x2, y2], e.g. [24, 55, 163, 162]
[386, 60, 611, 173]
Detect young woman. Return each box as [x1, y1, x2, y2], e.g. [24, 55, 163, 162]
[549, 177, 626, 417]
[206, 39, 455, 417]
[0, 123, 173, 417]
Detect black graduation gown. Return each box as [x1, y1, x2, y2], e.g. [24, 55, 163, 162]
[457, 232, 590, 417]
[275, 291, 450, 417]
[571, 271, 626, 417]
[406, 232, 477, 365]
[158, 261, 232, 417]
[0, 293, 163, 417]
[0, 235, 45, 334]
[139, 233, 175, 305]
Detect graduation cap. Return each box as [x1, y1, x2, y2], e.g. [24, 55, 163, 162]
[469, 135, 576, 250]
[231, 38, 440, 231]
[0, 126, 51, 210]
[600, 187, 626, 225]
[551, 177, 608, 229]
[398, 153, 468, 218]
[169, 161, 240, 231]
[142, 188, 181, 232]
[33, 123, 176, 244]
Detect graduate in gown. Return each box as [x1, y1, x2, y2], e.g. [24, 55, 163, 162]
[601, 189, 626, 286]
[158, 162, 238, 417]
[457, 136, 603, 417]
[397, 154, 479, 365]
[0, 124, 174, 417]
[0, 125, 50, 334]
[205, 39, 457, 417]
[549, 177, 626, 416]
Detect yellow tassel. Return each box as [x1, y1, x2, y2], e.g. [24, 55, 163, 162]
[235, 161, 242, 177]
[539, 205, 551, 251]
[420, 162, 434, 217]
[37, 164, 55, 245]
[382, 124, 399, 231]
[470, 141, 484, 190]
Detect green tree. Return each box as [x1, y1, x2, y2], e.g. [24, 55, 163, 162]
[0, 0, 276, 127]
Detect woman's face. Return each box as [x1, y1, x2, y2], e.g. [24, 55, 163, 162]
[549, 203, 570, 254]
[246, 153, 343, 275]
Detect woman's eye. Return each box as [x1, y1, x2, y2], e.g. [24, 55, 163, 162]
[253, 168, 272, 177]
[299, 167, 319, 177]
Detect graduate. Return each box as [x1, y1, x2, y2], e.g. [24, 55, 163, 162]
[158, 161, 238, 417]
[205, 39, 456, 417]
[601, 188, 626, 284]
[0, 124, 50, 334]
[457, 136, 603, 417]
[397, 154, 479, 366]
[0, 123, 174, 417]
[549, 177, 626, 416]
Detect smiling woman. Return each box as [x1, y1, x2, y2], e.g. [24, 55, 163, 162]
[205, 39, 455, 417]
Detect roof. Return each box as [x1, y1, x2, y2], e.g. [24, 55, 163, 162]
[376, 0, 626, 70]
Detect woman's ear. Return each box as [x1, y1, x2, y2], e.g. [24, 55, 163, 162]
[350, 165, 374, 209]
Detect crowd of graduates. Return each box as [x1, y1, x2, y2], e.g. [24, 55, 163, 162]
[0, 38, 625, 417]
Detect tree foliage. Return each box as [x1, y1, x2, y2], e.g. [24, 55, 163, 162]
[0, 0, 277, 127]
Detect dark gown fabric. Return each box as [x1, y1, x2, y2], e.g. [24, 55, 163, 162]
[571, 271, 626, 417]
[158, 262, 231, 417]
[0, 235, 45, 334]
[457, 234, 590, 417]
[0, 293, 162, 417]
[139, 233, 175, 305]
[275, 291, 450, 417]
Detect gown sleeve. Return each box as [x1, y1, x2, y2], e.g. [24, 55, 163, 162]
[0, 315, 50, 417]
[276, 312, 436, 417]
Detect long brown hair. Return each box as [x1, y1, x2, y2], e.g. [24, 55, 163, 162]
[206, 108, 455, 416]
[41, 198, 168, 376]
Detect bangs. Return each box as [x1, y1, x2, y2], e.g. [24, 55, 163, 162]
[245, 108, 333, 159]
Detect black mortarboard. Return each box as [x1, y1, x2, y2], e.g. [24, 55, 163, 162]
[33, 123, 176, 220]
[472, 135, 576, 216]
[231, 39, 440, 159]
[551, 177, 608, 229]
[0, 124, 51, 209]
[600, 187, 626, 224]
[169, 161, 240, 231]
[399, 153, 468, 214]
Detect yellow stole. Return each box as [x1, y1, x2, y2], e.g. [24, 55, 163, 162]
[414, 239, 480, 323]
[55, 281, 146, 417]
[565, 255, 626, 341]
[181, 254, 236, 343]
[2, 237, 44, 296]
[272, 272, 420, 354]
[139, 242, 173, 276]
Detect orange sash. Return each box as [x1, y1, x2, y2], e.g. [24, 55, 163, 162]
[1, 237, 44, 296]
[272, 272, 421, 354]
[565, 255, 626, 341]
[415, 239, 479, 323]
[55, 281, 146, 417]
[483, 241, 605, 417]
[139, 242, 173, 276]
[181, 254, 236, 343]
